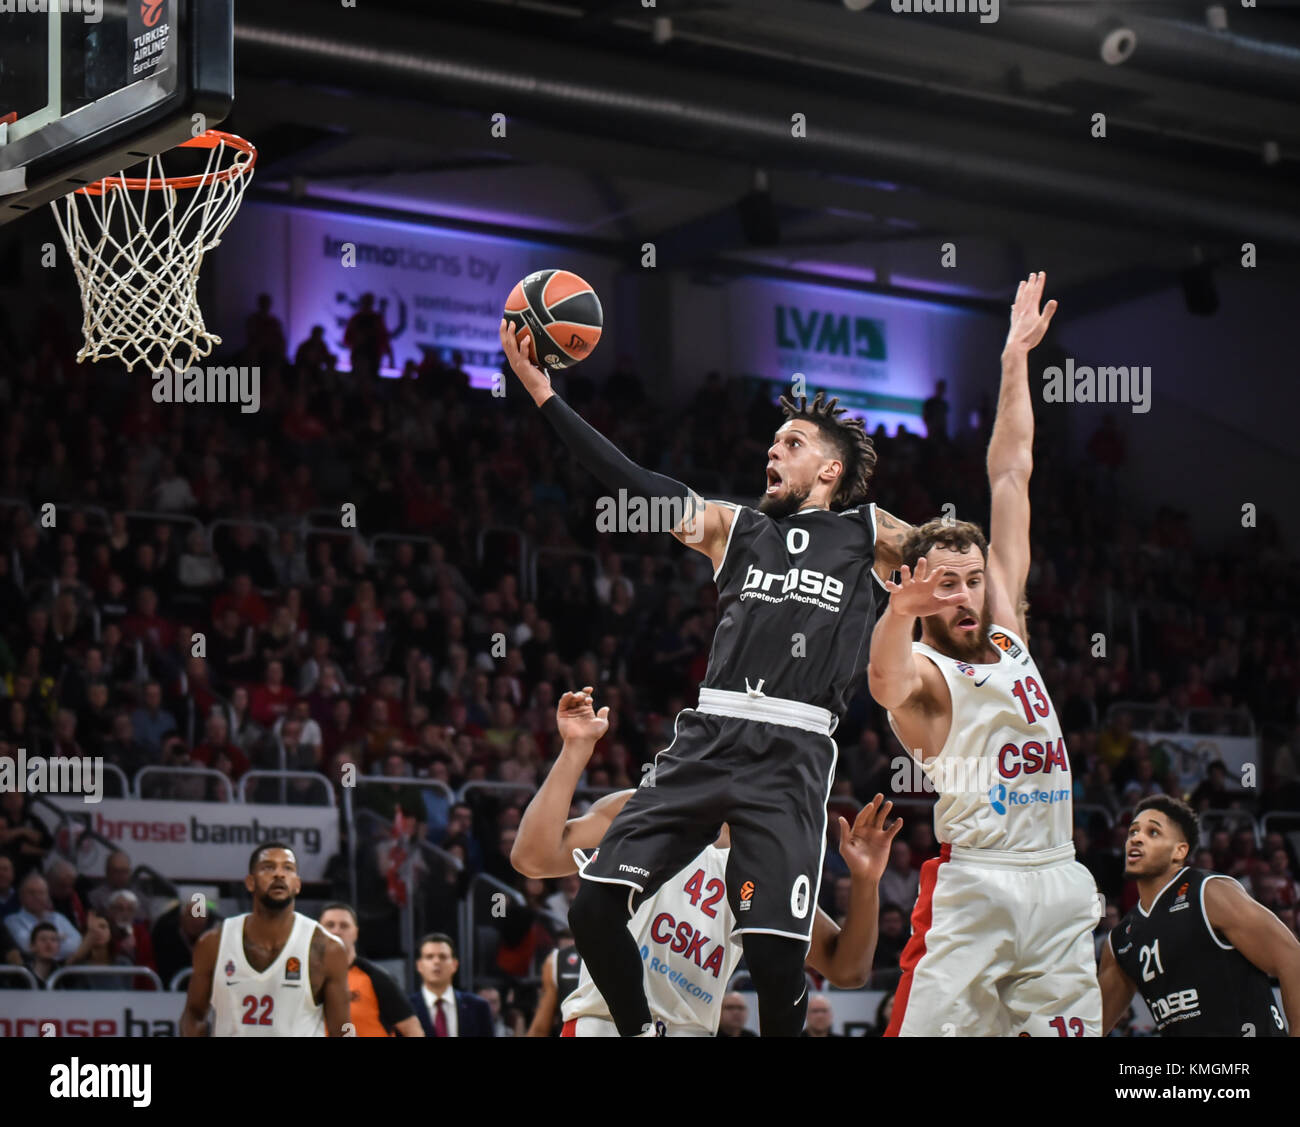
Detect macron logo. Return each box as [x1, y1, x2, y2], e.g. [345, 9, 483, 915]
[619, 864, 650, 878]
[49, 1059, 151, 1107]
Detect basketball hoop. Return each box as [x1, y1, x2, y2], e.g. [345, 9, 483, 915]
[50, 129, 256, 373]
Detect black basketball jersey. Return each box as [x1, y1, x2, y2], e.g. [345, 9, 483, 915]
[553, 946, 583, 1035]
[704, 502, 880, 717]
[1111, 867, 1286, 1037]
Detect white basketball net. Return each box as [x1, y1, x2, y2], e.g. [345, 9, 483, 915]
[50, 133, 256, 373]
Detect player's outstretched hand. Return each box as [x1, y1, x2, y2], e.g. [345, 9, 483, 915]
[883, 557, 966, 619]
[556, 686, 610, 747]
[499, 318, 553, 403]
[1003, 270, 1058, 355]
[837, 794, 903, 882]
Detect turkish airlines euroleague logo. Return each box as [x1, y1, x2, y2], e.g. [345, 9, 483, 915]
[142, 0, 165, 28]
[738, 881, 755, 912]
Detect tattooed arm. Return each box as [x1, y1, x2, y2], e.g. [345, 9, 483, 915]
[872, 507, 913, 583]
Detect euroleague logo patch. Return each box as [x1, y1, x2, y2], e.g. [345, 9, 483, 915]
[1169, 881, 1191, 913]
[988, 631, 1023, 659]
[738, 880, 755, 911]
[285, 956, 302, 982]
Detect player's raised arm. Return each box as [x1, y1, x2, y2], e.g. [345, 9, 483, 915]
[511, 688, 634, 878]
[499, 321, 734, 568]
[180, 929, 220, 1037]
[986, 272, 1057, 640]
[1203, 877, 1300, 1036]
[806, 795, 902, 988]
[1098, 933, 1138, 1035]
[867, 559, 962, 713]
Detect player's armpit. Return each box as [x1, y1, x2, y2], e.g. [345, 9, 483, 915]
[393, 1015, 425, 1037]
[318, 929, 353, 1037]
[526, 951, 558, 1037]
[1098, 934, 1137, 1036]
[180, 930, 219, 1037]
[1204, 877, 1300, 1032]
[805, 905, 874, 990]
[556, 789, 636, 868]
[670, 494, 735, 571]
[516, 788, 635, 878]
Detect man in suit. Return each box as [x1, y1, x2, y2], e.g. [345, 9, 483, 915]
[407, 932, 494, 1037]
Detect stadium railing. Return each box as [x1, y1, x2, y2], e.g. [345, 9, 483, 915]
[1074, 803, 1117, 829]
[342, 776, 456, 907]
[529, 547, 598, 607]
[238, 769, 335, 806]
[47, 966, 163, 991]
[459, 870, 569, 992]
[1259, 811, 1300, 838]
[0, 966, 40, 989]
[170, 968, 193, 991]
[476, 526, 531, 595]
[134, 765, 234, 801]
[1199, 807, 1263, 845]
[122, 510, 204, 544]
[456, 779, 550, 804]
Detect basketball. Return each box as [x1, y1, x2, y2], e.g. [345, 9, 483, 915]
[503, 269, 603, 369]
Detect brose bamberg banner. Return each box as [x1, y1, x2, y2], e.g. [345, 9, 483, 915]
[46, 798, 338, 881]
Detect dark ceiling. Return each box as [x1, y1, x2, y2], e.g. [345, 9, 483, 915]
[222, 0, 1300, 313]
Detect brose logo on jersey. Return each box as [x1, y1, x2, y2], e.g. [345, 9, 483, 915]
[1151, 987, 1201, 1025]
[741, 564, 843, 607]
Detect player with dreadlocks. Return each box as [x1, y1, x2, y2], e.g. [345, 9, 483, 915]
[500, 319, 914, 1036]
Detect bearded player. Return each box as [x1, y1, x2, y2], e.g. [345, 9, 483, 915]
[868, 273, 1103, 1037]
[513, 687, 899, 1036]
[1100, 795, 1299, 1036]
[181, 843, 351, 1036]
[501, 318, 912, 1037]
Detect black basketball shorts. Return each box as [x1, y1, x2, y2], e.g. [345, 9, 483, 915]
[578, 693, 839, 943]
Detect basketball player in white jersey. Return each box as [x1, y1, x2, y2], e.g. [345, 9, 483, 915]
[867, 273, 1102, 1037]
[513, 688, 900, 1036]
[181, 843, 352, 1036]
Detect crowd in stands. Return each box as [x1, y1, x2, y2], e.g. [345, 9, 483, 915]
[1, 291, 1297, 1035]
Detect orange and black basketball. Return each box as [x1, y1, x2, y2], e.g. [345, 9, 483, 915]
[503, 269, 603, 369]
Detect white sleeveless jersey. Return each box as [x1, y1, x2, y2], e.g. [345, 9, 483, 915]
[211, 912, 327, 1037]
[890, 623, 1074, 852]
[566, 844, 741, 1035]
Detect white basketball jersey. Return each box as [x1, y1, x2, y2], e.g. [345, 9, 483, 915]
[211, 912, 327, 1037]
[565, 843, 741, 1035]
[890, 623, 1074, 852]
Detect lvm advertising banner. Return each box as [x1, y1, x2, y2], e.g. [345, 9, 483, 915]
[211, 204, 618, 385]
[43, 798, 339, 881]
[724, 277, 980, 433]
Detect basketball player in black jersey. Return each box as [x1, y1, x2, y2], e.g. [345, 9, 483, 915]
[1100, 796, 1300, 1037]
[500, 320, 912, 1036]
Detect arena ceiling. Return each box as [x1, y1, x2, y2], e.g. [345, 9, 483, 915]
[224, 0, 1300, 312]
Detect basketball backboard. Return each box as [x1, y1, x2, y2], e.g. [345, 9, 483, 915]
[0, 0, 233, 226]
